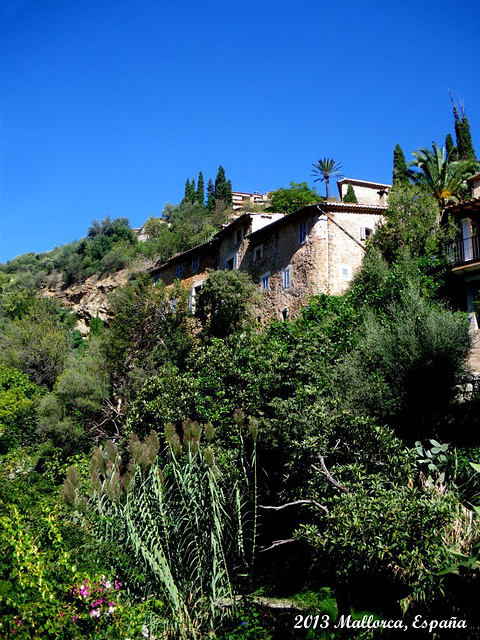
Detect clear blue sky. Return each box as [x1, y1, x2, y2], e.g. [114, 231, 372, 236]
[1, 0, 479, 262]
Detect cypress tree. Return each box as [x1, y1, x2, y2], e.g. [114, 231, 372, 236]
[343, 183, 358, 203]
[183, 178, 196, 204]
[206, 178, 215, 213]
[451, 96, 477, 162]
[196, 171, 205, 206]
[458, 116, 476, 161]
[214, 166, 227, 203]
[392, 144, 409, 186]
[183, 178, 192, 204]
[226, 179, 233, 206]
[445, 133, 458, 161]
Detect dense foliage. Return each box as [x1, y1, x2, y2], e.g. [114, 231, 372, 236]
[3, 141, 480, 637]
[267, 181, 320, 214]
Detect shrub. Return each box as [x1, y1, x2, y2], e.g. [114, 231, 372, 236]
[337, 288, 471, 440]
[195, 269, 261, 338]
[0, 365, 41, 452]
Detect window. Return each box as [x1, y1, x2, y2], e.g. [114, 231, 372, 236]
[191, 256, 199, 272]
[281, 307, 289, 321]
[282, 268, 291, 289]
[236, 227, 244, 243]
[224, 253, 237, 270]
[340, 264, 351, 280]
[153, 274, 160, 285]
[188, 282, 203, 313]
[360, 226, 373, 241]
[298, 220, 308, 244]
[175, 265, 183, 278]
[254, 245, 264, 261]
[261, 271, 270, 291]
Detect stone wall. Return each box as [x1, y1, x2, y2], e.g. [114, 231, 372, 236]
[327, 208, 385, 294]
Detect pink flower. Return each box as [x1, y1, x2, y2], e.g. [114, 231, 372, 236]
[90, 609, 101, 618]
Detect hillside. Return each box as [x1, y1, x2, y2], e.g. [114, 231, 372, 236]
[3, 183, 480, 638]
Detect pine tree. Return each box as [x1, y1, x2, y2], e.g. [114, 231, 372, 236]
[343, 183, 358, 203]
[445, 134, 458, 161]
[196, 171, 205, 206]
[206, 178, 215, 213]
[392, 144, 409, 186]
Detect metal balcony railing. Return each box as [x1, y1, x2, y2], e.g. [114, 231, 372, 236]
[448, 236, 480, 266]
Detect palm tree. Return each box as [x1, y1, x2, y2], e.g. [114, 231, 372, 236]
[311, 158, 344, 200]
[409, 142, 476, 208]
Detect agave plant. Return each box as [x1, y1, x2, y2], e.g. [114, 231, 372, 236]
[311, 158, 344, 199]
[409, 142, 476, 208]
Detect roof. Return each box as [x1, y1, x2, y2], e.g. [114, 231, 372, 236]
[149, 212, 263, 274]
[337, 178, 391, 189]
[443, 197, 480, 216]
[467, 172, 480, 183]
[149, 239, 217, 275]
[247, 201, 387, 241]
[322, 201, 386, 212]
[148, 201, 387, 275]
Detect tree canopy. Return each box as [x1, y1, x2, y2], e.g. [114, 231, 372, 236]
[268, 181, 319, 214]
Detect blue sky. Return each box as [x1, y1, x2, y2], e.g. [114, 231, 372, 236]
[1, 0, 479, 262]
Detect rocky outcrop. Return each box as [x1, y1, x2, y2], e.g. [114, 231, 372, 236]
[43, 259, 154, 334]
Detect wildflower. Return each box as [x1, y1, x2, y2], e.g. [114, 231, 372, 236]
[72, 615, 79, 622]
[108, 605, 115, 614]
[142, 624, 149, 638]
[104, 579, 112, 589]
[90, 609, 101, 618]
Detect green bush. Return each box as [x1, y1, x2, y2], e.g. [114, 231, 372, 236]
[195, 269, 261, 338]
[337, 288, 471, 440]
[0, 365, 42, 452]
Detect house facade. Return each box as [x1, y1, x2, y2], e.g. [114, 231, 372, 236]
[446, 172, 480, 330]
[150, 179, 389, 320]
[232, 191, 271, 210]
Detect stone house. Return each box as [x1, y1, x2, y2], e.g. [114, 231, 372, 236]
[149, 179, 389, 320]
[337, 178, 389, 206]
[150, 212, 283, 313]
[244, 200, 386, 319]
[446, 171, 480, 329]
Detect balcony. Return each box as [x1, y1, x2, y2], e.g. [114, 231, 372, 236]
[449, 235, 480, 267]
